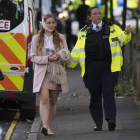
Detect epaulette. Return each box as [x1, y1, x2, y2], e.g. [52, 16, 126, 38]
[86, 26, 92, 33]
[81, 25, 92, 33]
[81, 25, 88, 31]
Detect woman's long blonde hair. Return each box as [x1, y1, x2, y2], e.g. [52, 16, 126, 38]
[37, 14, 63, 52]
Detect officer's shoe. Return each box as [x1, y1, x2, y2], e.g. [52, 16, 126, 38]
[108, 120, 116, 131]
[94, 125, 102, 131]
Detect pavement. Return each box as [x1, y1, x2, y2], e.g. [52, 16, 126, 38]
[27, 65, 140, 140]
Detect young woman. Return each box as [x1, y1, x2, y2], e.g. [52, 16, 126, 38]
[30, 14, 70, 135]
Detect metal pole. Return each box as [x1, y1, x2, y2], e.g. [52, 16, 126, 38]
[105, 0, 108, 20]
[122, 0, 127, 76]
[136, 14, 139, 35]
[110, 0, 114, 21]
[122, 0, 127, 30]
[137, 57, 140, 101]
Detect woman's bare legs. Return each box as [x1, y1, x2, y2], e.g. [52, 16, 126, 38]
[39, 89, 59, 135]
[47, 90, 59, 134]
[38, 89, 50, 130]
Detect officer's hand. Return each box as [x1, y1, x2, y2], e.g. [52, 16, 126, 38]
[125, 25, 131, 34]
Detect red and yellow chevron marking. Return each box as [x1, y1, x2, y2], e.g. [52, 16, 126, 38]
[0, 33, 26, 64]
[0, 74, 24, 91]
[0, 33, 27, 91]
[0, 75, 19, 91]
[0, 54, 25, 73]
[11, 33, 27, 51]
[0, 40, 23, 64]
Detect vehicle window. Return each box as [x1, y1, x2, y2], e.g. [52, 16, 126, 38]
[0, 0, 24, 32]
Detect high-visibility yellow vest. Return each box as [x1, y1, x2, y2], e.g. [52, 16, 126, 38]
[113, 0, 117, 8]
[68, 24, 131, 77]
[128, 0, 138, 9]
[72, 0, 83, 11]
[100, 1, 111, 19]
[85, 0, 97, 7]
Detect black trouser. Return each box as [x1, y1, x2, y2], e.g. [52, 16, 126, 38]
[83, 60, 119, 126]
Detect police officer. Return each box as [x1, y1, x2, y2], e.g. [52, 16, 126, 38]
[76, 0, 90, 29]
[68, 7, 131, 131]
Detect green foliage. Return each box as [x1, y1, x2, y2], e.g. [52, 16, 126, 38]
[114, 76, 136, 97]
[69, 93, 79, 98]
[68, 93, 90, 99]
[131, 27, 140, 37]
[136, 101, 140, 107]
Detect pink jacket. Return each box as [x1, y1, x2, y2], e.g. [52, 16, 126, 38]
[30, 33, 69, 93]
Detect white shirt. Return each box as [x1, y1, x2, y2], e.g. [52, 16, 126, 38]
[44, 34, 55, 55]
[92, 20, 103, 32]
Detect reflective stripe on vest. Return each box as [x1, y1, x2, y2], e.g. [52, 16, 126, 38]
[112, 52, 122, 57]
[73, 48, 85, 53]
[71, 56, 78, 64]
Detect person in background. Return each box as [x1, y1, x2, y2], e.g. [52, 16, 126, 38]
[76, 0, 90, 30]
[137, 0, 140, 14]
[100, 0, 111, 20]
[68, 7, 131, 131]
[30, 14, 70, 136]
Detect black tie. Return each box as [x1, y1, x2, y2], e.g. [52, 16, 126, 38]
[96, 25, 99, 32]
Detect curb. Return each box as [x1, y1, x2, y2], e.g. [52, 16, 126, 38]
[27, 111, 41, 140]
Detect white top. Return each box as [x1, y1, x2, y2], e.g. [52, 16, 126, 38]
[44, 34, 55, 54]
[92, 20, 103, 32]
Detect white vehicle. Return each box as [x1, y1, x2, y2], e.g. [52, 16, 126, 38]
[113, 0, 138, 18]
[0, 0, 37, 120]
[97, 0, 138, 19]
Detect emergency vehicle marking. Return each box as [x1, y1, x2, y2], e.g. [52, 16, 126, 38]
[11, 33, 26, 50]
[0, 20, 10, 30]
[0, 33, 26, 91]
[23, 33, 28, 37]
[0, 75, 19, 91]
[0, 84, 5, 90]
[1, 36, 26, 64]
[0, 71, 24, 91]
[0, 33, 16, 40]
[0, 63, 25, 66]
[7, 75, 24, 90]
[21, 75, 24, 79]
[2, 71, 25, 75]
[0, 40, 23, 64]
[0, 54, 25, 73]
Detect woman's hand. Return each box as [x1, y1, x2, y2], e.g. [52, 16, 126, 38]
[48, 54, 59, 62]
